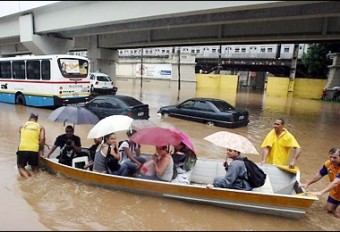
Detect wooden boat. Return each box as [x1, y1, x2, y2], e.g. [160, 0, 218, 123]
[40, 153, 318, 219]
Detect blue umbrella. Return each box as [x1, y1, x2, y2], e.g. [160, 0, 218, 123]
[47, 106, 99, 126]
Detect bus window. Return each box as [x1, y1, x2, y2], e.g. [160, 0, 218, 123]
[58, 58, 88, 78]
[41, 60, 51, 80]
[27, 60, 40, 80]
[0, 61, 11, 79]
[13, 60, 25, 79]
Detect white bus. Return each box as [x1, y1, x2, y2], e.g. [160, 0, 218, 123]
[0, 54, 91, 107]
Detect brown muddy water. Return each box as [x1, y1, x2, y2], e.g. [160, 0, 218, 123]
[1, 80, 340, 231]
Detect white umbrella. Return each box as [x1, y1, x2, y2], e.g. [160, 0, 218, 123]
[204, 131, 259, 155]
[87, 115, 133, 139]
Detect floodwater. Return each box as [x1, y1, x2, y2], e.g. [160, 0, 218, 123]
[1, 79, 340, 231]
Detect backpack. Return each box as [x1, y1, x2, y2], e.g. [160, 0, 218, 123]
[183, 150, 197, 171]
[240, 157, 266, 188]
[172, 150, 197, 172]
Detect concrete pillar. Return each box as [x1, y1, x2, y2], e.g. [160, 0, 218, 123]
[289, 44, 299, 79]
[326, 53, 340, 88]
[86, 35, 118, 78]
[19, 14, 73, 55]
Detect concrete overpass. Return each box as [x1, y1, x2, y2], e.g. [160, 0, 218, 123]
[1, 1, 340, 75]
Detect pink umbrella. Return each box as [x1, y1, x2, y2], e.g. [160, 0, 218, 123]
[168, 128, 195, 153]
[129, 127, 182, 146]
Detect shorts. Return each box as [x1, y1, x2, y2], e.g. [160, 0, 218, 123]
[16, 150, 39, 168]
[327, 196, 340, 206]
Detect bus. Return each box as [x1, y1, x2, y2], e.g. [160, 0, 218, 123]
[0, 54, 91, 107]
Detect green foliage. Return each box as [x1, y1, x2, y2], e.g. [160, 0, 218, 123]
[302, 43, 340, 77]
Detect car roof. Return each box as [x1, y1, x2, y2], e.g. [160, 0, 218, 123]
[186, 97, 226, 102]
[92, 95, 138, 101]
[90, 72, 109, 76]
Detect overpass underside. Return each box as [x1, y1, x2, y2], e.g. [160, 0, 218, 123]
[195, 59, 309, 78]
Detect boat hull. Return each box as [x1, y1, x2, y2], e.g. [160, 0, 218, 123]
[40, 157, 317, 219]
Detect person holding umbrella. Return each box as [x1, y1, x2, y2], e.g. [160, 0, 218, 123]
[93, 132, 128, 176]
[207, 148, 252, 191]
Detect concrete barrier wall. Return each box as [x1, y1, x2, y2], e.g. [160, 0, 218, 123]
[196, 74, 238, 93]
[196, 74, 326, 100]
[266, 76, 290, 97]
[293, 78, 326, 99]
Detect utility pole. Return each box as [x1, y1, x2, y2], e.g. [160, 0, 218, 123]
[177, 47, 181, 91]
[140, 48, 143, 88]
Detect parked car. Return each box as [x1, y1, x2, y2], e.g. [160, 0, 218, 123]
[321, 86, 340, 101]
[82, 95, 149, 120]
[158, 97, 249, 128]
[89, 72, 118, 94]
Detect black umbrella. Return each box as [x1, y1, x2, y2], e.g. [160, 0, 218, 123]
[47, 106, 99, 126]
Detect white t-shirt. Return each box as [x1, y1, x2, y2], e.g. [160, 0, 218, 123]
[118, 140, 138, 164]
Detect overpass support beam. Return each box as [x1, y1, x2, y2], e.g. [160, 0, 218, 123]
[86, 35, 118, 78]
[326, 53, 340, 88]
[19, 14, 73, 55]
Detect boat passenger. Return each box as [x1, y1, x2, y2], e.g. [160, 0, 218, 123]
[92, 133, 128, 175]
[301, 147, 340, 218]
[118, 130, 146, 176]
[171, 142, 197, 173]
[138, 145, 174, 182]
[45, 125, 82, 166]
[207, 148, 252, 191]
[83, 137, 103, 171]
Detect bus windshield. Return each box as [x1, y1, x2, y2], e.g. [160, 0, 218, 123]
[59, 58, 89, 78]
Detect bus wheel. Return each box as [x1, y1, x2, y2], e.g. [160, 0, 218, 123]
[15, 94, 26, 105]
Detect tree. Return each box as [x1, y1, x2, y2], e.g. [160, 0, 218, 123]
[302, 43, 340, 77]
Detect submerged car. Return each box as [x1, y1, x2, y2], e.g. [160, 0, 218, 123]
[158, 97, 249, 128]
[89, 72, 118, 94]
[82, 95, 149, 120]
[321, 86, 340, 101]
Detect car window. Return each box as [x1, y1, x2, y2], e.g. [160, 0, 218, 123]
[87, 99, 105, 109]
[194, 101, 214, 111]
[211, 100, 234, 111]
[106, 98, 121, 109]
[180, 100, 195, 109]
[97, 75, 112, 82]
[119, 97, 142, 106]
[105, 102, 119, 109]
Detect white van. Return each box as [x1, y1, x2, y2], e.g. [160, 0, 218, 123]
[89, 72, 118, 94]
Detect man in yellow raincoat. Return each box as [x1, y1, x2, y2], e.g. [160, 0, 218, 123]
[260, 118, 302, 169]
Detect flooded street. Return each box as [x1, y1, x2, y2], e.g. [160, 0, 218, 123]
[1, 79, 340, 231]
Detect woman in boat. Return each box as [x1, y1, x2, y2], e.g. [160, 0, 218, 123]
[118, 130, 146, 176]
[93, 133, 128, 175]
[138, 145, 174, 182]
[206, 148, 252, 191]
[83, 137, 103, 171]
